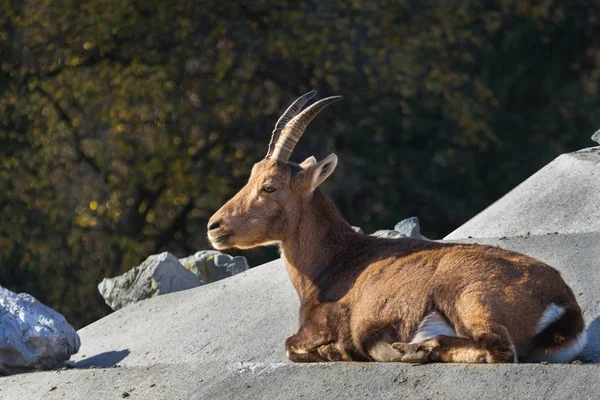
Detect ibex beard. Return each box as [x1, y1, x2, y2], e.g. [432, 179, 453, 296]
[208, 91, 586, 364]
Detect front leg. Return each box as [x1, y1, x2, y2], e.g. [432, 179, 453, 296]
[285, 334, 349, 362]
[286, 301, 353, 362]
[285, 310, 351, 362]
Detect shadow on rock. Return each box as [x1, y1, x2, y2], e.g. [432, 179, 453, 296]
[67, 349, 130, 368]
[581, 316, 600, 363]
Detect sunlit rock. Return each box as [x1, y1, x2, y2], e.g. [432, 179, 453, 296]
[179, 250, 249, 284]
[371, 217, 430, 240]
[98, 252, 201, 311]
[98, 251, 251, 311]
[0, 286, 80, 375]
[592, 129, 600, 145]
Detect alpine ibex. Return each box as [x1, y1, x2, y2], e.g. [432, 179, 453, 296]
[207, 91, 586, 363]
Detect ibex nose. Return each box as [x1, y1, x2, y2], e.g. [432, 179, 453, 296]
[207, 219, 221, 231]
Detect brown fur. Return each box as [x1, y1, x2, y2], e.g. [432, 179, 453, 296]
[208, 157, 585, 364]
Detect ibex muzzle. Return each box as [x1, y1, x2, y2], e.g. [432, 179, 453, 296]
[208, 91, 586, 364]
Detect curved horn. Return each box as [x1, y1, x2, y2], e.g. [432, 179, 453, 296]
[271, 96, 343, 161]
[266, 90, 317, 159]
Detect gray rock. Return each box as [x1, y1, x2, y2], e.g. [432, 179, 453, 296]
[351, 226, 363, 234]
[0, 286, 80, 374]
[370, 229, 405, 239]
[394, 216, 421, 237]
[592, 130, 600, 144]
[446, 148, 600, 240]
[98, 252, 201, 310]
[371, 217, 430, 240]
[179, 250, 249, 283]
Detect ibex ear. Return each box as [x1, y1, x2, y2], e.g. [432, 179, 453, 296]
[299, 156, 317, 169]
[302, 153, 338, 192]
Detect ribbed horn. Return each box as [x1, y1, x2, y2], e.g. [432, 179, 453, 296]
[271, 96, 343, 161]
[266, 90, 317, 159]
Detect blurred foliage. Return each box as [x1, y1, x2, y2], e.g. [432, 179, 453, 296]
[1, 0, 599, 328]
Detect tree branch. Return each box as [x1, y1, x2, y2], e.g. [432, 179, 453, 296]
[153, 199, 195, 252]
[34, 86, 103, 174]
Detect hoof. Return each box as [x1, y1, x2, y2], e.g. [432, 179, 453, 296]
[392, 340, 441, 364]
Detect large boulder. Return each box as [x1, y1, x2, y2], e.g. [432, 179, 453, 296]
[445, 147, 600, 240]
[98, 252, 201, 310]
[179, 250, 249, 283]
[0, 286, 80, 375]
[98, 250, 250, 311]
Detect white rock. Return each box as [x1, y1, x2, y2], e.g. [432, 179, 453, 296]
[370, 229, 406, 239]
[370, 217, 430, 240]
[395, 217, 430, 240]
[592, 129, 600, 145]
[351, 226, 364, 234]
[0, 286, 80, 374]
[179, 250, 249, 283]
[394, 217, 420, 237]
[98, 252, 201, 311]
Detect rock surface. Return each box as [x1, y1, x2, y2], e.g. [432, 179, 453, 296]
[0, 286, 80, 375]
[371, 216, 430, 240]
[98, 252, 201, 310]
[179, 250, 249, 283]
[1, 147, 600, 399]
[370, 229, 405, 238]
[592, 130, 600, 144]
[446, 147, 600, 240]
[2, 227, 599, 399]
[98, 250, 250, 310]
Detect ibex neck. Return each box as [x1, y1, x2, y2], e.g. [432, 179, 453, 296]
[280, 189, 356, 305]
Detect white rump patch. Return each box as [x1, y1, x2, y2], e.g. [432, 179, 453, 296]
[536, 303, 565, 335]
[409, 311, 457, 344]
[528, 331, 587, 363]
[545, 331, 587, 363]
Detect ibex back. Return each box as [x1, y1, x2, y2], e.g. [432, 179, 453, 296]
[208, 91, 586, 363]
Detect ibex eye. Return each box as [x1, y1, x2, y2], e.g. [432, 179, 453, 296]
[262, 186, 277, 193]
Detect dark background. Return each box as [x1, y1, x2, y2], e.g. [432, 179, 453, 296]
[1, 1, 599, 328]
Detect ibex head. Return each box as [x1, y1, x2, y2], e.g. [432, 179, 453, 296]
[207, 91, 342, 250]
